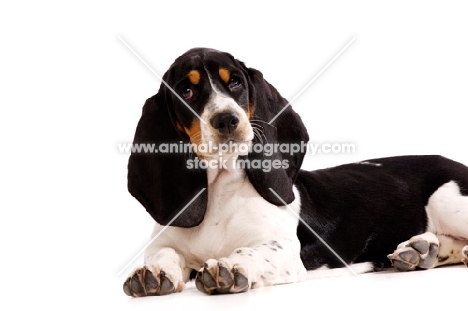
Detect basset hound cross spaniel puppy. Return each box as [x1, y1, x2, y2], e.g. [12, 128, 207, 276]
[123, 47, 468, 296]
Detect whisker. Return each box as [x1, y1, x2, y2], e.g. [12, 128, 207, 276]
[253, 128, 268, 145]
[251, 125, 268, 145]
[250, 123, 265, 132]
[250, 119, 269, 124]
[251, 124, 264, 131]
[250, 119, 277, 129]
[253, 129, 264, 144]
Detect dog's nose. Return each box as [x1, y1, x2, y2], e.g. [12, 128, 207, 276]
[210, 112, 239, 134]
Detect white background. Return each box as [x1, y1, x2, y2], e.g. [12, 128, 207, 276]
[1, 1, 467, 310]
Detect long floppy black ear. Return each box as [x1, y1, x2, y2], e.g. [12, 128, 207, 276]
[127, 84, 208, 227]
[243, 67, 309, 205]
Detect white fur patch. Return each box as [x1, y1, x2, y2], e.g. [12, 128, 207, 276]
[425, 181, 468, 240]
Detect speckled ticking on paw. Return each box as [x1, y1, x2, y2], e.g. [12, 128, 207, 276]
[387, 233, 440, 271]
[462, 246, 468, 267]
[195, 259, 249, 295]
[123, 266, 183, 297]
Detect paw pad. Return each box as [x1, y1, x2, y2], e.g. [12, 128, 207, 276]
[195, 261, 249, 295]
[388, 235, 439, 271]
[123, 267, 175, 297]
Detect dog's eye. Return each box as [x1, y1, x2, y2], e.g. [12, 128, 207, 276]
[228, 76, 241, 89]
[182, 88, 193, 99]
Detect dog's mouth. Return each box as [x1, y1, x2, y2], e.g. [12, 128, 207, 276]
[214, 129, 254, 145]
[195, 114, 254, 158]
[194, 137, 252, 158]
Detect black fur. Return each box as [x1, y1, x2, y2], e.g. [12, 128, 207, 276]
[241, 67, 308, 205]
[127, 90, 208, 227]
[296, 155, 468, 269]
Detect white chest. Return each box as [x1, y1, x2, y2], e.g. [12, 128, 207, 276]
[147, 173, 301, 270]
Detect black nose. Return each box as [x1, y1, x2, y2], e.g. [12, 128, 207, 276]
[210, 112, 240, 134]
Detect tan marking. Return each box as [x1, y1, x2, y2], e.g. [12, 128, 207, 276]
[188, 70, 201, 85]
[246, 103, 255, 120]
[219, 68, 230, 83]
[184, 119, 202, 156]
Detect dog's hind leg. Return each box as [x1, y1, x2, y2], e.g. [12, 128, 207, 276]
[388, 181, 468, 270]
[387, 233, 468, 270]
[425, 181, 468, 241]
[433, 235, 468, 267]
[387, 232, 440, 270]
[462, 246, 468, 267]
[426, 180, 468, 267]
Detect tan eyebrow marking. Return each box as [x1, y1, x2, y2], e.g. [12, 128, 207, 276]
[188, 70, 201, 85]
[219, 68, 230, 83]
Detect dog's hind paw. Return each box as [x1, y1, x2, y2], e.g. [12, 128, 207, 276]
[387, 232, 439, 271]
[462, 246, 468, 267]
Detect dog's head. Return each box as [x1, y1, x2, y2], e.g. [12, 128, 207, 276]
[128, 48, 309, 227]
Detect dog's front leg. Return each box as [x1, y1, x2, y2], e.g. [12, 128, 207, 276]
[195, 239, 307, 295]
[123, 247, 190, 297]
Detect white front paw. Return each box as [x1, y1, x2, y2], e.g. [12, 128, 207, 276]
[123, 264, 185, 297]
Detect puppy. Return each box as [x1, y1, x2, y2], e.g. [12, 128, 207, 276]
[124, 48, 468, 296]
